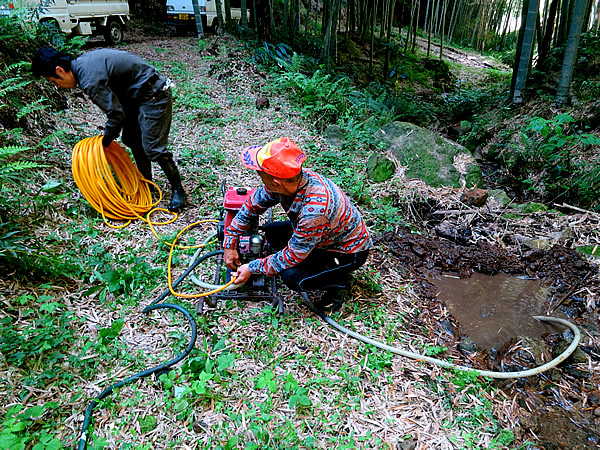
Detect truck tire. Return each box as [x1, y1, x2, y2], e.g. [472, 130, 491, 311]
[104, 18, 123, 45]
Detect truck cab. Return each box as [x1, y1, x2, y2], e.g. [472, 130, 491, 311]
[6, 0, 130, 45]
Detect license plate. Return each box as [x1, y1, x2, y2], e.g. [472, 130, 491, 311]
[179, 13, 188, 20]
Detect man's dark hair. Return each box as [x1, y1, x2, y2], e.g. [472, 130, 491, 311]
[31, 47, 73, 78]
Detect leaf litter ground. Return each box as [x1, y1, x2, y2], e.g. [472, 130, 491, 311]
[1, 35, 599, 449]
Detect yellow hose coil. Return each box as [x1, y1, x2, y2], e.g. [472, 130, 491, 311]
[72, 135, 201, 248]
[72, 136, 234, 297]
[72, 135, 167, 227]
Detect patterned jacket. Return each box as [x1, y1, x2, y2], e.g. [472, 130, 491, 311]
[224, 169, 372, 276]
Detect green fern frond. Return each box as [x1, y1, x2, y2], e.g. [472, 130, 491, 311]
[17, 98, 50, 119]
[0, 78, 32, 97]
[0, 161, 42, 173]
[0, 145, 30, 159]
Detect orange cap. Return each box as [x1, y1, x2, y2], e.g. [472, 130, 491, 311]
[241, 137, 306, 178]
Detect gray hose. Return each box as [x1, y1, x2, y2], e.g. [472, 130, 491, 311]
[301, 293, 580, 379]
[188, 233, 244, 290]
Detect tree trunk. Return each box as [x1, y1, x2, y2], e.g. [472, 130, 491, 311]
[427, 0, 434, 56]
[215, 0, 225, 32]
[241, 0, 248, 28]
[385, 0, 397, 76]
[412, 0, 420, 52]
[225, 0, 232, 23]
[255, 0, 272, 41]
[447, 0, 459, 43]
[322, 0, 342, 69]
[536, 0, 559, 69]
[282, 0, 289, 37]
[405, 0, 417, 55]
[305, 0, 311, 35]
[369, 0, 378, 70]
[512, 0, 539, 103]
[295, 0, 300, 31]
[498, 0, 516, 50]
[557, 0, 574, 45]
[440, 0, 448, 58]
[424, 0, 431, 33]
[191, 0, 205, 37]
[556, 0, 589, 106]
[480, 0, 496, 54]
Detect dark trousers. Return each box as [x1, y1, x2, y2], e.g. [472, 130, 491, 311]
[122, 88, 173, 163]
[264, 221, 369, 292]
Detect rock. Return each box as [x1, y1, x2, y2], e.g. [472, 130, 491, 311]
[374, 121, 483, 188]
[193, 420, 208, 433]
[488, 189, 512, 207]
[366, 153, 395, 182]
[459, 337, 477, 354]
[439, 320, 456, 338]
[255, 97, 270, 109]
[516, 336, 545, 365]
[323, 124, 345, 148]
[435, 220, 471, 244]
[552, 340, 589, 364]
[523, 238, 554, 250]
[461, 188, 488, 207]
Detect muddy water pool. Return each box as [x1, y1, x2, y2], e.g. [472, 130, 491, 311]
[431, 272, 556, 351]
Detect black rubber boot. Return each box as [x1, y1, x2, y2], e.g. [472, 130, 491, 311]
[316, 288, 348, 313]
[156, 155, 187, 212]
[131, 148, 153, 181]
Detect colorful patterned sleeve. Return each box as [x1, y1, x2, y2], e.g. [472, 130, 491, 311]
[248, 212, 330, 276]
[223, 187, 278, 249]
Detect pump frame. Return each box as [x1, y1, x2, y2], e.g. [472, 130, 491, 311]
[197, 184, 284, 313]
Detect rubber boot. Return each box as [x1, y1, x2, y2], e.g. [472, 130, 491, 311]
[156, 155, 187, 212]
[131, 150, 157, 196]
[131, 148, 153, 181]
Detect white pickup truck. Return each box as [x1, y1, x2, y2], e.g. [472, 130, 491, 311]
[2, 0, 130, 45]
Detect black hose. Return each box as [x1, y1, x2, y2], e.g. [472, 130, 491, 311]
[77, 250, 224, 449]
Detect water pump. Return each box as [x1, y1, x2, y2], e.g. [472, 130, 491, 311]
[199, 186, 284, 312]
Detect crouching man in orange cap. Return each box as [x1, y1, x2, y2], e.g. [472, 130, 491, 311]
[223, 137, 372, 312]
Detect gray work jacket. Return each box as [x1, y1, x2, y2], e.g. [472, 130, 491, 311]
[71, 49, 167, 143]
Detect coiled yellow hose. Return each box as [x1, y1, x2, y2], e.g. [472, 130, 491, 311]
[72, 135, 174, 229]
[72, 135, 234, 296]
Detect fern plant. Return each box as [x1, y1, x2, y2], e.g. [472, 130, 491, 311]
[0, 145, 43, 191]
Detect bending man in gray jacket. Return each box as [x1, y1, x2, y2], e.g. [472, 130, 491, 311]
[32, 47, 186, 212]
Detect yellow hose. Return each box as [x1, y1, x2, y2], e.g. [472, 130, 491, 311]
[72, 136, 200, 248]
[167, 220, 236, 298]
[72, 135, 165, 228]
[72, 135, 233, 297]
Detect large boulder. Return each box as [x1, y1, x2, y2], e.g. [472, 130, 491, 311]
[375, 121, 483, 188]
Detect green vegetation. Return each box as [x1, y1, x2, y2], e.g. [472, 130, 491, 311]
[1, 3, 597, 449]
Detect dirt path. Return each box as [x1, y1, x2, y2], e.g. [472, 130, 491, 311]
[412, 36, 509, 71]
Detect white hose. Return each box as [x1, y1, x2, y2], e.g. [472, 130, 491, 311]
[301, 293, 580, 379]
[188, 234, 243, 291]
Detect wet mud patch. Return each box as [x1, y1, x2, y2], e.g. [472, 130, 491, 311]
[374, 227, 600, 446]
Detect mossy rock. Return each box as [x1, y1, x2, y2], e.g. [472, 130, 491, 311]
[516, 202, 548, 213]
[366, 153, 395, 182]
[374, 121, 483, 188]
[488, 189, 512, 207]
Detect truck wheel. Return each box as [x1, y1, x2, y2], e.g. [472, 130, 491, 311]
[104, 18, 123, 45]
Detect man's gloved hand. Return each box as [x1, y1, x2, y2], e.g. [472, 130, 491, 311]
[232, 264, 251, 284]
[224, 248, 241, 271]
[102, 136, 113, 148]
